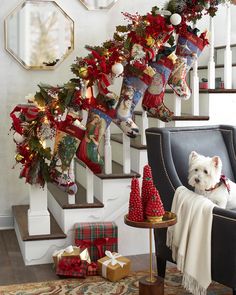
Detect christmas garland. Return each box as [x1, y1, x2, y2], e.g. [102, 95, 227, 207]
[10, 0, 232, 187]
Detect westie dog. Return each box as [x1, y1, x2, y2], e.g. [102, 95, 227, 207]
[188, 151, 236, 209]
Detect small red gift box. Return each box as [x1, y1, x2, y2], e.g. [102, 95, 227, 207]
[74, 222, 118, 262]
[87, 262, 98, 276]
[56, 257, 88, 278]
[199, 82, 208, 89]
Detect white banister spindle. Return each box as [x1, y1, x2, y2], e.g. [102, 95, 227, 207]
[224, 3, 232, 89]
[68, 158, 75, 204]
[86, 167, 94, 203]
[191, 60, 200, 115]
[123, 134, 131, 174]
[28, 184, 50, 235]
[208, 16, 215, 89]
[140, 110, 148, 145]
[104, 126, 112, 174]
[174, 94, 181, 116]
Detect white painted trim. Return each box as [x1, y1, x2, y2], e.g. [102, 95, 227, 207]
[0, 215, 14, 229]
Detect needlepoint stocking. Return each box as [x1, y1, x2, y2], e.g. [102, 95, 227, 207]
[168, 26, 208, 100]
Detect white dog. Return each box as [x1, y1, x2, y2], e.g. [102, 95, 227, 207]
[188, 151, 236, 209]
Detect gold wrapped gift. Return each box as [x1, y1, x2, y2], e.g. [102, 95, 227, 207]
[53, 245, 91, 267]
[97, 251, 131, 282]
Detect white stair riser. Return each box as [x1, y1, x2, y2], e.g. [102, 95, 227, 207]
[14, 218, 67, 266]
[200, 93, 236, 125]
[48, 191, 104, 233]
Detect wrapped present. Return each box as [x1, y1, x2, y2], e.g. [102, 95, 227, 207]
[53, 245, 91, 268]
[97, 251, 131, 282]
[56, 257, 88, 278]
[75, 222, 118, 262]
[87, 262, 98, 276]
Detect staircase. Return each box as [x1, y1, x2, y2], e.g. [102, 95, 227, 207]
[12, 6, 236, 265]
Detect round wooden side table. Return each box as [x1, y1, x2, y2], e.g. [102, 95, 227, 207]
[124, 212, 177, 295]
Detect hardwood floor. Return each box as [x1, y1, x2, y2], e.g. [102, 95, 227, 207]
[0, 229, 156, 286]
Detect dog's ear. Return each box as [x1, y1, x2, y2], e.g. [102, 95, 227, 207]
[212, 156, 222, 169]
[189, 151, 198, 161]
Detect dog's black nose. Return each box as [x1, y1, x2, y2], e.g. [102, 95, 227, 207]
[195, 178, 200, 184]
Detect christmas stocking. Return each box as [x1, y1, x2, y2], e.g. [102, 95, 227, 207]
[142, 51, 175, 122]
[168, 26, 208, 100]
[113, 62, 154, 138]
[51, 114, 85, 195]
[76, 96, 116, 174]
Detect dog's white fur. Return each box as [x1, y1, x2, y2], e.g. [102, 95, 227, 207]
[188, 151, 236, 209]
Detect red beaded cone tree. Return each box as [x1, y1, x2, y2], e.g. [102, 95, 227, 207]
[128, 177, 144, 222]
[145, 185, 165, 223]
[141, 164, 153, 218]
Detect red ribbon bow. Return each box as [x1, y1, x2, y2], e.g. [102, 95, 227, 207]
[77, 237, 117, 259]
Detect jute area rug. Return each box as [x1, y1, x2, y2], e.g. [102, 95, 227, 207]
[0, 268, 232, 295]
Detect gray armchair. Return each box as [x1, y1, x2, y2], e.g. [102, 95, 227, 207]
[146, 125, 236, 294]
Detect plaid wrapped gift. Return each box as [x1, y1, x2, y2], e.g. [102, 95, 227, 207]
[87, 262, 98, 276]
[56, 257, 88, 278]
[74, 222, 118, 262]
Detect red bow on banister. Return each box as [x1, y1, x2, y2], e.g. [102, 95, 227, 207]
[77, 237, 117, 259]
[10, 104, 39, 134]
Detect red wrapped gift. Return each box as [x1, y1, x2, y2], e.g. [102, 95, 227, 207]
[56, 257, 88, 278]
[74, 222, 118, 262]
[87, 262, 98, 276]
[199, 81, 208, 89]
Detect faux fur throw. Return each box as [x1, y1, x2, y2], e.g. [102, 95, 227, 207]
[166, 186, 215, 295]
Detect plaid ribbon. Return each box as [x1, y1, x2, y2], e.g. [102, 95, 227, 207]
[56, 258, 88, 278]
[75, 222, 118, 262]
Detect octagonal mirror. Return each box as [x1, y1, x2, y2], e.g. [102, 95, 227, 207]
[5, 0, 74, 70]
[80, 0, 118, 10]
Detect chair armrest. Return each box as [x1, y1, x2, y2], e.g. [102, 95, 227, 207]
[213, 206, 236, 220]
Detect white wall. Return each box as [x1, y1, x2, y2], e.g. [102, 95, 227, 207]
[0, 0, 235, 228]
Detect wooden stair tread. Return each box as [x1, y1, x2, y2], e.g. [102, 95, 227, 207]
[165, 88, 236, 93]
[12, 205, 66, 242]
[111, 134, 146, 150]
[48, 182, 104, 209]
[133, 111, 209, 121]
[75, 158, 140, 179]
[196, 63, 236, 70]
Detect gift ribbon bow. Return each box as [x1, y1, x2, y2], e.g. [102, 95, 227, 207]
[102, 251, 126, 278]
[77, 237, 117, 259]
[53, 245, 74, 260]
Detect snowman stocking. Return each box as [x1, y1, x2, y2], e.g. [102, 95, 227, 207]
[76, 97, 116, 174]
[113, 66, 154, 138]
[168, 26, 208, 100]
[142, 53, 175, 122]
[51, 114, 85, 194]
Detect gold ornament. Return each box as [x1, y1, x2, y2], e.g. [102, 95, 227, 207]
[146, 36, 155, 47]
[15, 154, 24, 162]
[79, 67, 89, 78]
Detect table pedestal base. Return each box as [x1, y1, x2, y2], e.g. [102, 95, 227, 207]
[139, 275, 164, 295]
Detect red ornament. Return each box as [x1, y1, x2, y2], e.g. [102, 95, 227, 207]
[145, 185, 165, 222]
[128, 177, 144, 222]
[141, 164, 153, 218]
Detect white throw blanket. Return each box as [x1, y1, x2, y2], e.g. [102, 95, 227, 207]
[166, 186, 215, 295]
